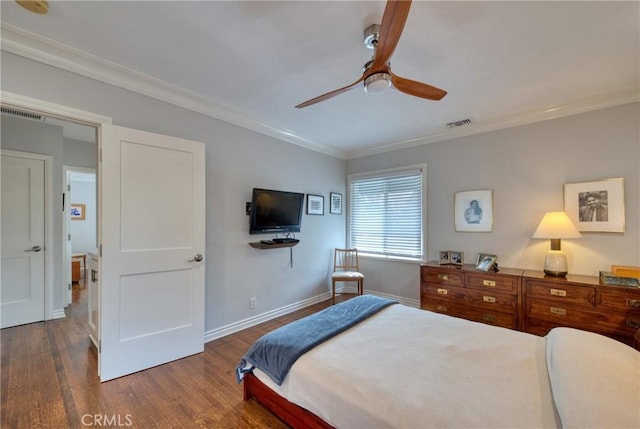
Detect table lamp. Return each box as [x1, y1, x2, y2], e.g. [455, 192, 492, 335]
[532, 211, 581, 277]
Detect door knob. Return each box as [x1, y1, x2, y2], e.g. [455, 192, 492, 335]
[188, 254, 203, 262]
[25, 245, 42, 252]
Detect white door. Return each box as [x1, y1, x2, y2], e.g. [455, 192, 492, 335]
[100, 125, 205, 381]
[1, 152, 46, 328]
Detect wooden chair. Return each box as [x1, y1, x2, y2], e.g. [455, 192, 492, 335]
[331, 248, 364, 305]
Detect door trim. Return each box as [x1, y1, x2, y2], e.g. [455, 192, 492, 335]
[63, 166, 97, 308]
[1, 91, 112, 323]
[1, 149, 53, 320]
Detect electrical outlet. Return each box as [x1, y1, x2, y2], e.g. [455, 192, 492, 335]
[250, 297, 256, 309]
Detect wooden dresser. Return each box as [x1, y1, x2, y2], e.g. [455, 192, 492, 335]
[420, 262, 640, 345]
[420, 262, 524, 330]
[523, 270, 640, 345]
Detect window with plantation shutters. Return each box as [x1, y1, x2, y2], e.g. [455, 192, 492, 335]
[348, 165, 425, 261]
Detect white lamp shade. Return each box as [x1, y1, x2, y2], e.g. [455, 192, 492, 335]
[532, 211, 581, 239]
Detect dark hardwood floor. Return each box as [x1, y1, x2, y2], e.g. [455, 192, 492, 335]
[1, 275, 344, 428]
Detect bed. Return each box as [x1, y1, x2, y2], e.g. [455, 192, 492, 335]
[237, 295, 640, 429]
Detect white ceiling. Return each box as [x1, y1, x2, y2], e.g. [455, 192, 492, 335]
[1, 1, 638, 159]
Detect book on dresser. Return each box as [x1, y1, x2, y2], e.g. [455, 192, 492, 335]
[420, 261, 640, 346]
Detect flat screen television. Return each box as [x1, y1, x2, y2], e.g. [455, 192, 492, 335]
[249, 188, 304, 234]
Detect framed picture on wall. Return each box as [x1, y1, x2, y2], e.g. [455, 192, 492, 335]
[564, 178, 625, 232]
[454, 190, 493, 232]
[306, 194, 324, 215]
[70, 203, 85, 220]
[330, 192, 342, 215]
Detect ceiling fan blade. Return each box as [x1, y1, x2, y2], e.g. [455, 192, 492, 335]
[389, 72, 447, 101]
[370, 0, 412, 71]
[295, 76, 365, 108]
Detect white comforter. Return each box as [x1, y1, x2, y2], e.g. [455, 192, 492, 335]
[256, 304, 640, 428]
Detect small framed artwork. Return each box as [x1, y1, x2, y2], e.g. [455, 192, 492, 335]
[450, 251, 464, 266]
[306, 194, 324, 215]
[475, 254, 498, 272]
[439, 250, 463, 266]
[476, 253, 498, 271]
[564, 178, 625, 232]
[330, 192, 343, 215]
[70, 203, 85, 220]
[455, 190, 493, 232]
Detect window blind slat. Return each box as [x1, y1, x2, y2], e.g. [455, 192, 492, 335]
[348, 167, 424, 260]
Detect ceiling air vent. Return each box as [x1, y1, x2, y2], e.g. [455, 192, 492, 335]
[0, 106, 44, 121]
[446, 118, 472, 129]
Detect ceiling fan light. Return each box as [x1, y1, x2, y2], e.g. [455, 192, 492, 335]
[364, 73, 391, 94]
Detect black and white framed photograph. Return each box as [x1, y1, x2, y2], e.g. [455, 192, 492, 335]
[475, 254, 498, 272]
[306, 194, 324, 215]
[564, 178, 625, 232]
[454, 190, 493, 232]
[450, 251, 464, 266]
[330, 192, 342, 215]
[439, 250, 463, 266]
[476, 253, 498, 270]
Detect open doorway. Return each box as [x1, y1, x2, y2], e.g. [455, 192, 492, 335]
[1, 106, 98, 323]
[63, 167, 97, 307]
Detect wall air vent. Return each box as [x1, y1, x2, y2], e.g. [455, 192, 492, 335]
[0, 106, 44, 121]
[446, 118, 472, 129]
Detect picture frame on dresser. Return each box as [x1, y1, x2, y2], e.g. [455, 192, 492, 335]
[475, 255, 497, 272]
[454, 190, 493, 232]
[439, 250, 463, 266]
[564, 178, 625, 232]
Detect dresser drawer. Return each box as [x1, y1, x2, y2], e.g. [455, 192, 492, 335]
[421, 267, 464, 287]
[423, 300, 517, 329]
[422, 284, 516, 314]
[525, 281, 595, 307]
[597, 288, 640, 314]
[460, 288, 516, 314]
[421, 284, 467, 304]
[526, 298, 639, 335]
[466, 273, 518, 294]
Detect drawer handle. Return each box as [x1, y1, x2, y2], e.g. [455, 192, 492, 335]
[482, 280, 496, 287]
[437, 288, 448, 295]
[438, 274, 449, 281]
[550, 288, 567, 297]
[626, 299, 640, 309]
[482, 314, 496, 322]
[550, 307, 567, 316]
[483, 296, 496, 303]
[626, 320, 640, 329]
[436, 304, 448, 312]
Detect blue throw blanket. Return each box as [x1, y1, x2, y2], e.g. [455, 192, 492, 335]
[236, 295, 397, 385]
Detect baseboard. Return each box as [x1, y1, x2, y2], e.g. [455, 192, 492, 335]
[51, 309, 66, 319]
[204, 289, 419, 343]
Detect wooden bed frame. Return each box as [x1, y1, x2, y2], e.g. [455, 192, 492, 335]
[243, 372, 334, 429]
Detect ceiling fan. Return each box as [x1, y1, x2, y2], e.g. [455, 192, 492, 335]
[295, 0, 447, 109]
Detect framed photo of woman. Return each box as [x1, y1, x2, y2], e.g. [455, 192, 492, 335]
[455, 190, 493, 232]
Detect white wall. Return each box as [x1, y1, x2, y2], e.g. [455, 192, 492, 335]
[348, 103, 640, 300]
[1, 51, 346, 332]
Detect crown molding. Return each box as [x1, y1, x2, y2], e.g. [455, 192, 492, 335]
[3, 23, 636, 162]
[0, 23, 346, 159]
[346, 88, 640, 159]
